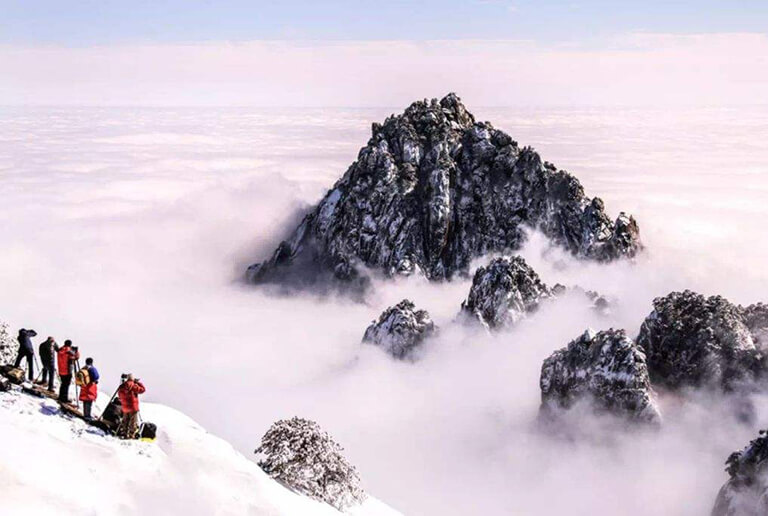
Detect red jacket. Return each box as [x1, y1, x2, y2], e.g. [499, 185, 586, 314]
[118, 380, 145, 413]
[56, 347, 80, 375]
[79, 382, 98, 401]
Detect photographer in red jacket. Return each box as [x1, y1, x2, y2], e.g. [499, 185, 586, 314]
[117, 374, 146, 439]
[56, 340, 80, 403]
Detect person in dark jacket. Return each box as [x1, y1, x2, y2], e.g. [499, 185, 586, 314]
[56, 340, 80, 403]
[117, 374, 145, 439]
[78, 357, 100, 420]
[37, 336, 56, 391]
[14, 328, 37, 381]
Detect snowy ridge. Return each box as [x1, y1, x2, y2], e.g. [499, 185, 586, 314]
[0, 390, 400, 516]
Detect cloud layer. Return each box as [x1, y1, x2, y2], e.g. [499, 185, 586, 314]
[2, 33, 768, 107]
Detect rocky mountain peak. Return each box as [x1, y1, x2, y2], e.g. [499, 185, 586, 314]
[459, 256, 552, 330]
[636, 290, 768, 392]
[540, 328, 661, 425]
[362, 299, 437, 360]
[248, 93, 642, 292]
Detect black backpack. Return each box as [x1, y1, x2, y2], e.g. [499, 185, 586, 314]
[139, 422, 157, 440]
[101, 399, 123, 429]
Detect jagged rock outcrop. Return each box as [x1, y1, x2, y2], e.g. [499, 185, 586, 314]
[712, 430, 768, 516]
[362, 300, 437, 359]
[0, 322, 16, 365]
[636, 291, 767, 392]
[540, 328, 661, 424]
[247, 93, 642, 291]
[459, 256, 552, 330]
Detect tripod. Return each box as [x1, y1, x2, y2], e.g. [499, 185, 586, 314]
[73, 359, 82, 410]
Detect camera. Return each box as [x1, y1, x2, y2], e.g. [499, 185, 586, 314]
[72, 346, 79, 351]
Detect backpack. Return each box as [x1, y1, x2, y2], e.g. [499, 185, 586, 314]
[75, 367, 90, 387]
[139, 422, 157, 441]
[5, 367, 26, 385]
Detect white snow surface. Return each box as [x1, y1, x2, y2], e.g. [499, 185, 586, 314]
[0, 389, 400, 516]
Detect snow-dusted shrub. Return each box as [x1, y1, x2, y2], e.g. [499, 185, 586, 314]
[255, 417, 366, 511]
[0, 321, 16, 365]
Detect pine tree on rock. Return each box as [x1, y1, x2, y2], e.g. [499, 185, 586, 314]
[255, 417, 366, 511]
[0, 321, 16, 365]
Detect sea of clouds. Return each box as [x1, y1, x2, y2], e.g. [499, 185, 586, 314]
[1, 104, 768, 514]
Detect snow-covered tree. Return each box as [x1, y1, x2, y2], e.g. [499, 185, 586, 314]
[0, 321, 16, 365]
[255, 417, 366, 511]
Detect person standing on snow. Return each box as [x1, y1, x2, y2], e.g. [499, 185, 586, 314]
[37, 336, 56, 392]
[78, 357, 100, 420]
[14, 328, 37, 381]
[56, 340, 80, 403]
[117, 374, 145, 439]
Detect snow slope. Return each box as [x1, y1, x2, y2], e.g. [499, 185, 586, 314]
[0, 389, 400, 516]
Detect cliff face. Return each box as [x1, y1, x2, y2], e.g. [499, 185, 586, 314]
[247, 94, 641, 291]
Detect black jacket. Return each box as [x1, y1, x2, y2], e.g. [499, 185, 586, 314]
[38, 339, 55, 366]
[17, 329, 37, 356]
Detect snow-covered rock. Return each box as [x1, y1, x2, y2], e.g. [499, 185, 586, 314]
[256, 417, 366, 511]
[362, 299, 437, 360]
[539, 328, 661, 424]
[0, 390, 400, 516]
[0, 321, 16, 365]
[248, 93, 642, 291]
[636, 290, 767, 392]
[552, 284, 612, 315]
[712, 429, 768, 516]
[459, 256, 551, 330]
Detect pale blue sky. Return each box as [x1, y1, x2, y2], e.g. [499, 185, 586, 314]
[1, 0, 766, 46]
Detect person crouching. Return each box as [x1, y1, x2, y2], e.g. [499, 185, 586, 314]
[117, 374, 145, 439]
[78, 357, 100, 420]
